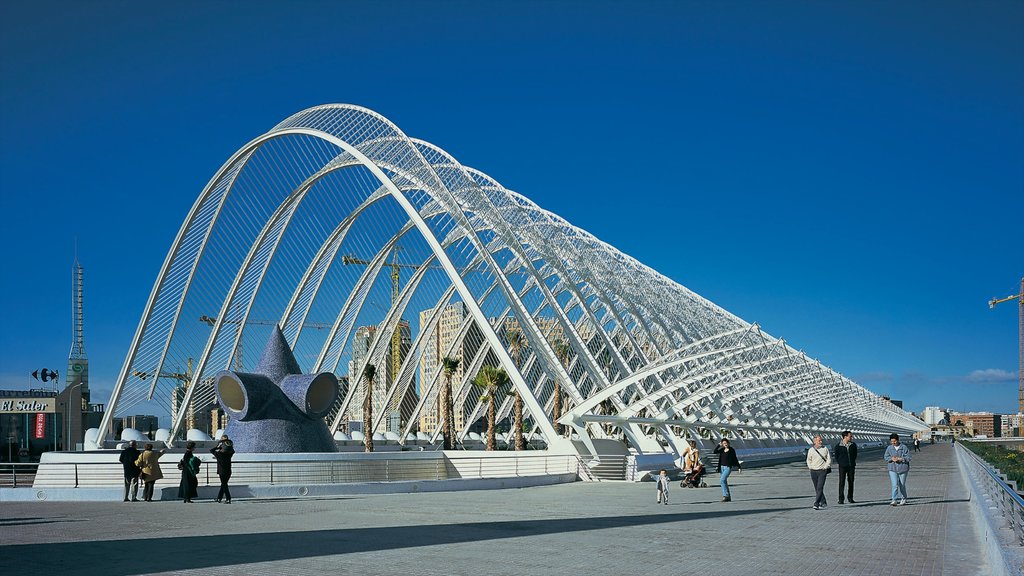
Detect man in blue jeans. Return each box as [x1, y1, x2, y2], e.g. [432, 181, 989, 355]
[884, 432, 912, 506]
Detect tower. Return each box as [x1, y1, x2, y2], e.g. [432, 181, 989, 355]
[63, 256, 89, 449]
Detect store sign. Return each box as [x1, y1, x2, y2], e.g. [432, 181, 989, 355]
[0, 398, 56, 413]
[34, 413, 46, 438]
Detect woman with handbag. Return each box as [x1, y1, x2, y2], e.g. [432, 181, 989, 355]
[134, 443, 166, 502]
[806, 434, 832, 510]
[177, 441, 200, 503]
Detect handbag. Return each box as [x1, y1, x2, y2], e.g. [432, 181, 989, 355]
[815, 448, 832, 474]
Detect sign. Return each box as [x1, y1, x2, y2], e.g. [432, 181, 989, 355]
[34, 413, 46, 439]
[0, 398, 56, 413]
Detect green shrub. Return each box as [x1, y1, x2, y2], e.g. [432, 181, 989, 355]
[962, 441, 1024, 488]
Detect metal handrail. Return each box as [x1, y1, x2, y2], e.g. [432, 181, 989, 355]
[3, 454, 579, 489]
[957, 442, 1024, 546]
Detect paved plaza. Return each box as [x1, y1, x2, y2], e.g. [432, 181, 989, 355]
[0, 444, 989, 575]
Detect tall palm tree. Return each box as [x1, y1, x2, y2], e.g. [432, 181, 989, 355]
[505, 325, 526, 450]
[441, 356, 460, 450]
[552, 339, 572, 436]
[362, 364, 376, 453]
[473, 365, 510, 451]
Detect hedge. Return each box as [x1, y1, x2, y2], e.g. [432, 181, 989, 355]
[962, 441, 1024, 488]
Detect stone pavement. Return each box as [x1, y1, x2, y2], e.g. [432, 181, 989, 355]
[0, 443, 988, 576]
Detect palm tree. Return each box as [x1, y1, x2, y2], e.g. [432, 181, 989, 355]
[473, 365, 510, 451]
[505, 325, 526, 450]
[362, 364, 376, 453]
[552, 339, 572, 436]
[441, 356, 460, 450]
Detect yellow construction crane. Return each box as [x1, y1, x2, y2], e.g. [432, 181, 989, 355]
[342, 249, 420, 414]
[990, 276, 1024, 414]
[134, 358, 195, 430]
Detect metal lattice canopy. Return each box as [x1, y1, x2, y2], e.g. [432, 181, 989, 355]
[97, 104, 926, 455]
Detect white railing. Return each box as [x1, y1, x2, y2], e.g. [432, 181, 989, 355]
[958, 442, 1024, 546]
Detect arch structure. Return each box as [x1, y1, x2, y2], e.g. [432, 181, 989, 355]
[97, 104, 926, 458]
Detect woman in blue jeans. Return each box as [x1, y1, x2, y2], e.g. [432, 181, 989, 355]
[714, 438, 741, 502]
[884, 433, 912, 506]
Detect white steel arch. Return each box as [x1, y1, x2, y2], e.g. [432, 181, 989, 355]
[97, 104, 927, 456]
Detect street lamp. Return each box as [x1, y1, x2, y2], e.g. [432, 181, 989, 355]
[61, 381, 85, 452]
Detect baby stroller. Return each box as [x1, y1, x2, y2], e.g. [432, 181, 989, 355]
[681, 464, 708, 488]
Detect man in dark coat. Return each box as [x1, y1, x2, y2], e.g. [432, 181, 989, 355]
[211, 435, 235, 503]
[118, 440, 142, 502]
[833, 430, 858, 504]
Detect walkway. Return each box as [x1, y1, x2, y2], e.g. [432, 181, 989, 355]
[0, 444, 987, 575]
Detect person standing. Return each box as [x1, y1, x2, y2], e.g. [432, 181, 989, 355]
[119, 440, 142, 502]
[210, 435, 234, 504]
[806, 435, 832, 510]
[913, 437, 921, 452]
[655, 469, 670, 505]
[884, 433, 912, 506]
[713, 438, 741, 502]
[833, 430, 858, 504]
[134, 443, 166, 502]
[178, 441, 200, 503]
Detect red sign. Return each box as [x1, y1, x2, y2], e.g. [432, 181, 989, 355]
[35, 413, 46, 439]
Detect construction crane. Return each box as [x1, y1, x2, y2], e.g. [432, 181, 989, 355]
[342, 248, 420, 417]
[990, 276, 1024, 414]
[198, 315, 330, 369]
[134, 358, 196, 430]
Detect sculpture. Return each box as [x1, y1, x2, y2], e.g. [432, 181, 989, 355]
[214, 326, 339, 452]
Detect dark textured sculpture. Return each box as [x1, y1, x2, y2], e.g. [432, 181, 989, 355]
[214, 326, 339, 452]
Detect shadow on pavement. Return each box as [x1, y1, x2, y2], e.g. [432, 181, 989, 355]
[0, 506, 799, 574]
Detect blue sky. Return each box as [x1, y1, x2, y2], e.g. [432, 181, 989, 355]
[1, 1, 1021, 416]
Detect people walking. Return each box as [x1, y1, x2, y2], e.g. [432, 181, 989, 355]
[806, 435, 832, 510]
[655, 469, 670, 505]
[178, 441, 200, 503]
[210, 435, 234, 504]
[884, 433, 912, 506]
[119, 440, 142, 502]
[833, 430, 858, 504]
[913, 438, 921, 452]
[713, 438, 741, 502]
[134, 443, 166, 502]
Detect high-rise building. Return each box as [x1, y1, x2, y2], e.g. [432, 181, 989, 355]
[950, 412, 1001, 438]
[65, 257, 91, 449]
[348, 321, 418, 434]
[922, 406, 948, 426]
[420, 303, 467, 435]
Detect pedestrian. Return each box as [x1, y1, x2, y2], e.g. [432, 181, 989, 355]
[833, 430, 858, 504]
[913, 438, 921, 452]
[134, 443, 166, 502]
[884, 433, 912, 506]
[178, 441, 200, 503]
[118, 440, 142, 502]
[655, 469, 670, 505]
[681, 440, 705, 488]
[713, 438, 741, 502]
[210, 435, 234, 504]
[806, 434, 832, 510]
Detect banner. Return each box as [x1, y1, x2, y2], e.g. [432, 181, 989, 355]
[35, 413, 46, 439]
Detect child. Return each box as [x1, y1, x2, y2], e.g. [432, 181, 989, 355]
[656, 469, 670, 505]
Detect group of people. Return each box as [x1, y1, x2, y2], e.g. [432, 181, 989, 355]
[656, 437, 742, 505]
[805, 431, 913, 509]
[117, 435, 235, 503]
[655, 432, 916, 509]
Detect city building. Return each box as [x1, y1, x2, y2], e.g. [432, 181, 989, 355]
[922, 406, 949, 426]
[950, 411, 1002, 438]
[348, 321, 418, 434]
[419, 303, 467, 435]
[115, 415, 160, 439]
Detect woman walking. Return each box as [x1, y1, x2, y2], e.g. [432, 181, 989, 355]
[884, 433, 912, 506]
[134, 443, 166, 502]
[178, 441, 200, 503]
[806, 435, 832, 510]
[713, 438, 741, 502]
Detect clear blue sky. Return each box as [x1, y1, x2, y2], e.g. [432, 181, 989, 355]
[1, 1, 1022, 416]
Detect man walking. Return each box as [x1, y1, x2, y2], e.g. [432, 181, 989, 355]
[118, 440, 141, 502]
[885, 433, 912, 506]
[833, 431, 858, 504]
